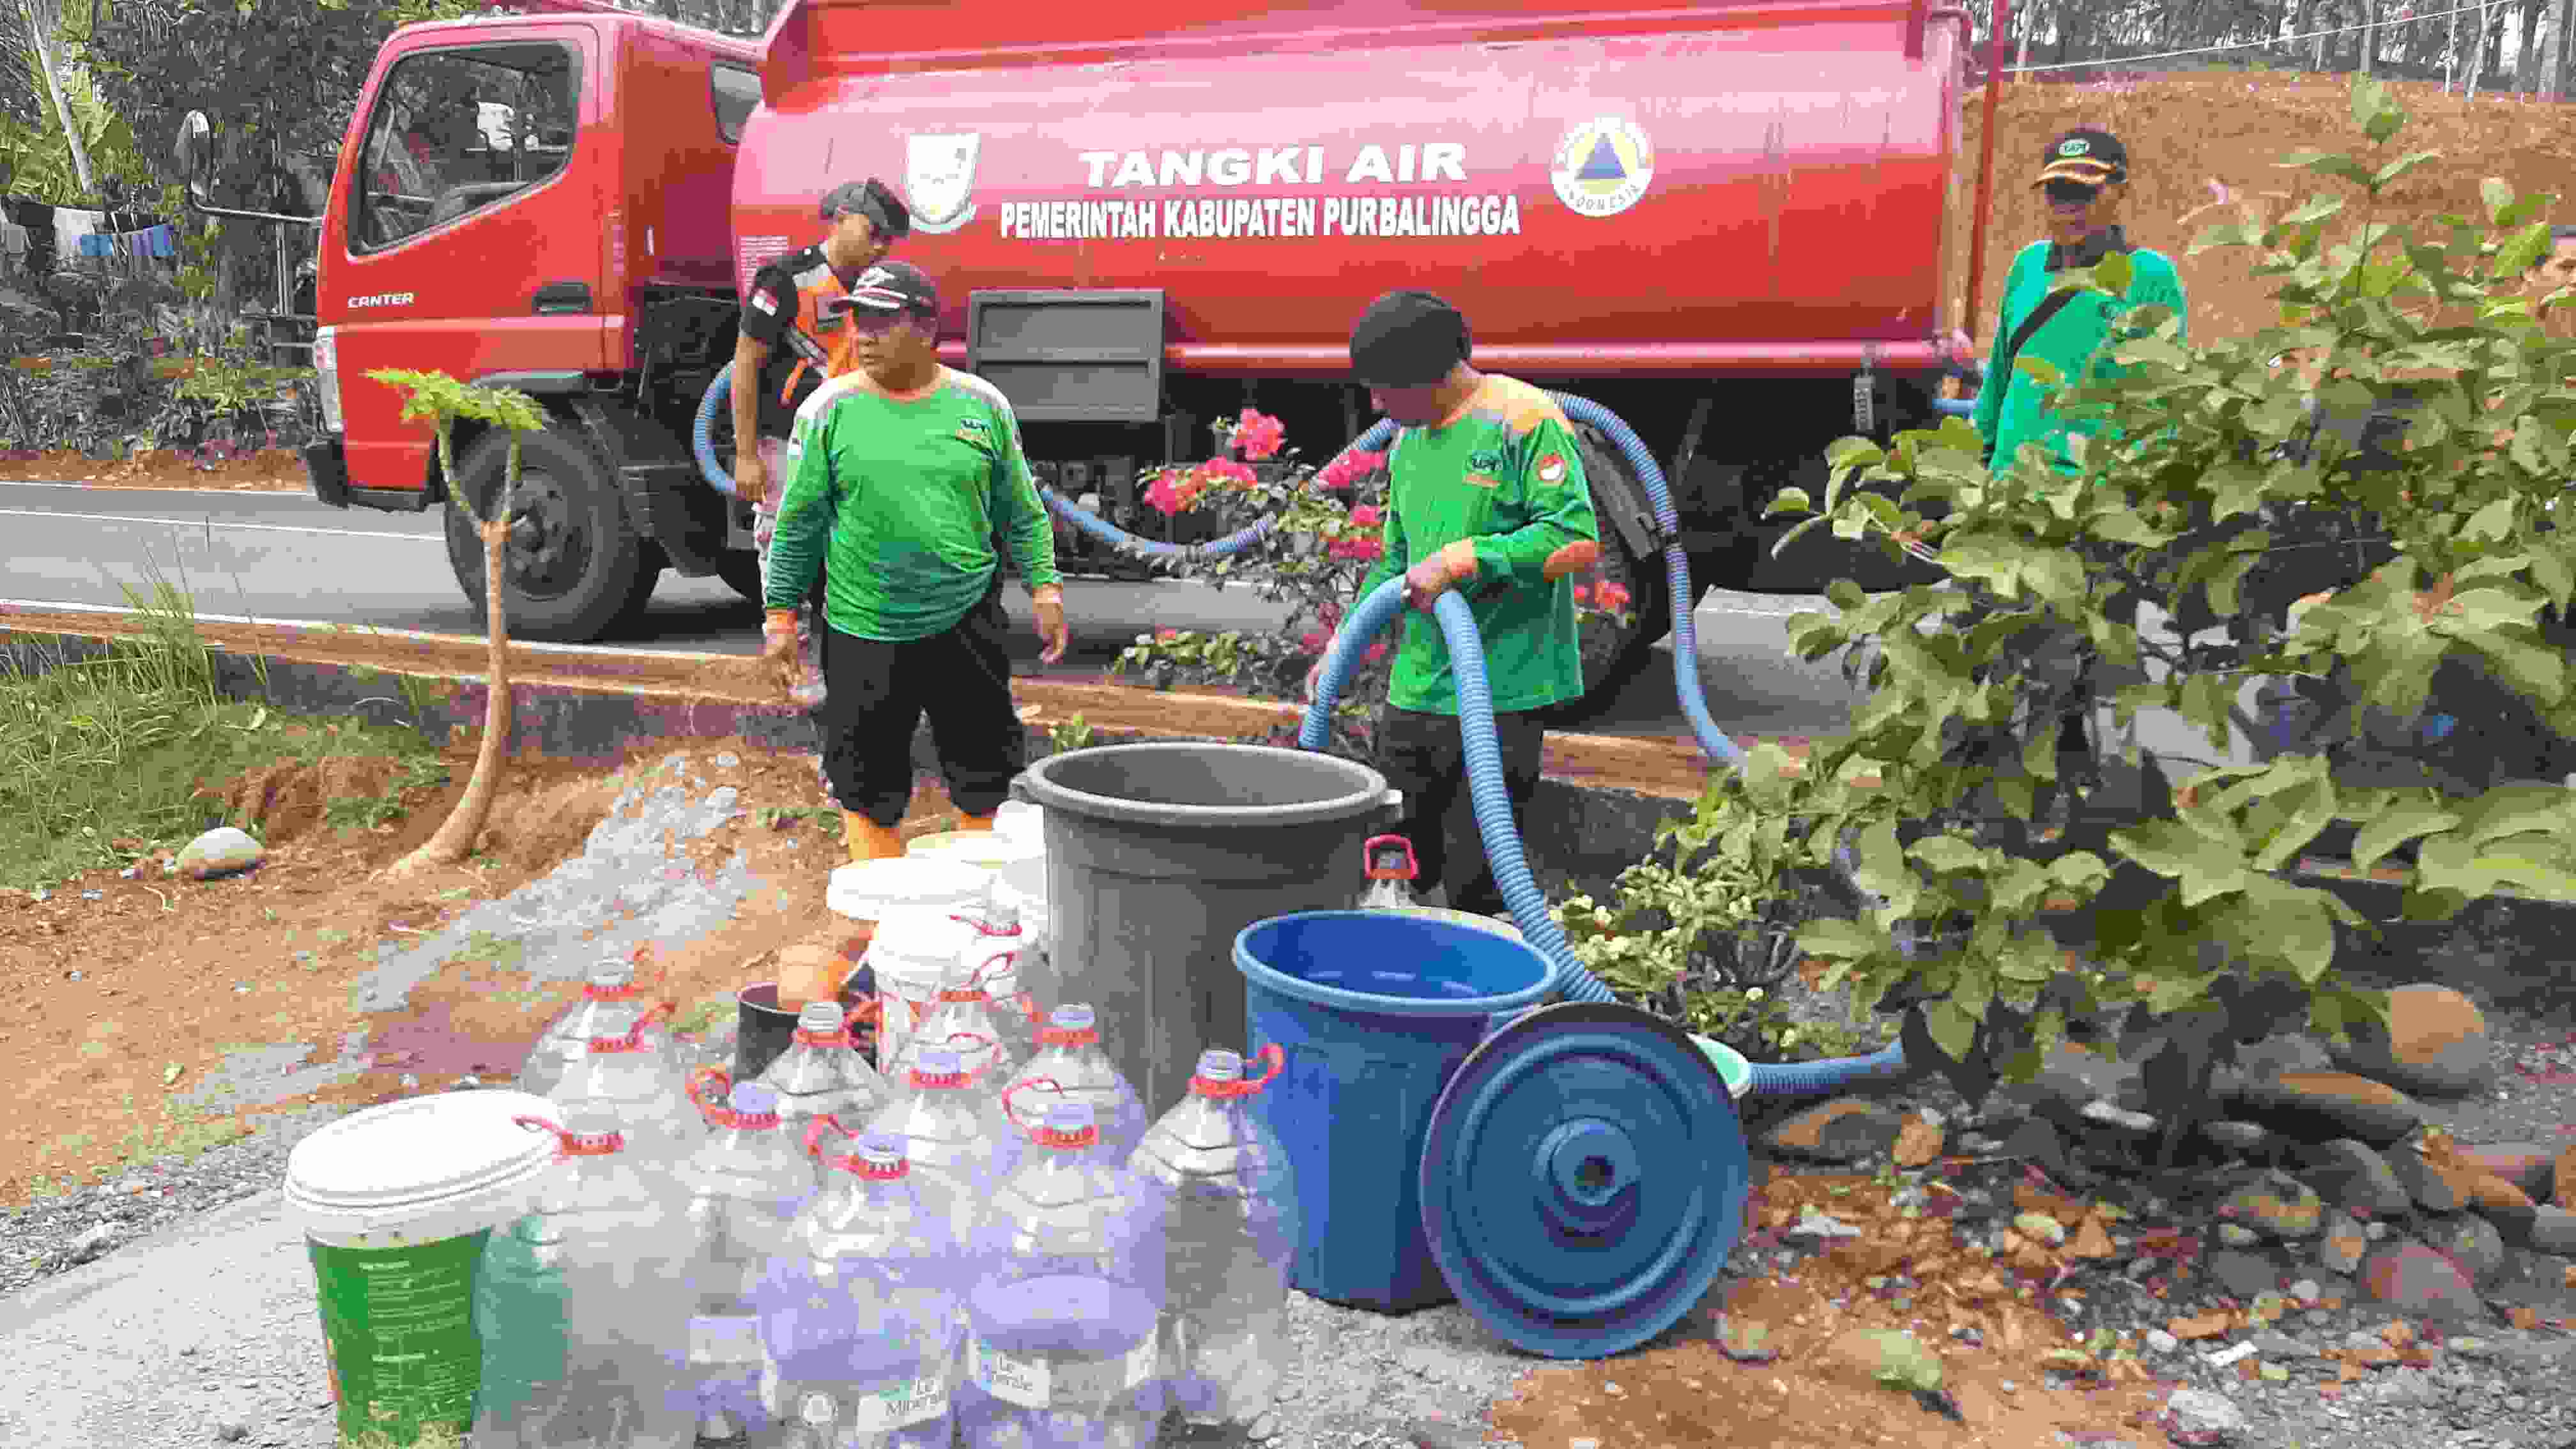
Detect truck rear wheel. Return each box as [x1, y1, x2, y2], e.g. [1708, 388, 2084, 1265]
[443, 428, 657, 642]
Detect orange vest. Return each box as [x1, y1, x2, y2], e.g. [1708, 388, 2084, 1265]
[778, 258, 868, 405]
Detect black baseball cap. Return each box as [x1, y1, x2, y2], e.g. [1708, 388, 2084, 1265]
[829, 259, 939, 317]
[2035, 128, 2129, 189]
[1349, 289, 1471, 387]
[819, 178, 912, 239]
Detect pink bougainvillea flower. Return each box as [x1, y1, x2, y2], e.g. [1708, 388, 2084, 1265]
[1297, 629, 1331, 656]
[1365, 641, 1390, 663]
[1595, 581, 1632, 614]
[1232, 409, 1287, 463]
[1347, 504, 1384, 530]
[1143, 467, 1209, 517]
[1572, 583, 1592, 606]
[1314, 448, 1388, 492]
[1209, 457, 1261, 490]
[1155, 627, 1181, 641]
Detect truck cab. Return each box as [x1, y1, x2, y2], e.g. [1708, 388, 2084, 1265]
[307, 0, 765, 639]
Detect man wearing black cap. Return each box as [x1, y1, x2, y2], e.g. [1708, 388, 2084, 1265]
[732, 178, 913, 712]
[1970, 128, 2188, 482]
[1325, 289, 1603, 917]
[758, 259, 1070, 865]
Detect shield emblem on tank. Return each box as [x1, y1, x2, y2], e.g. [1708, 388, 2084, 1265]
[905, 133, 983, 234]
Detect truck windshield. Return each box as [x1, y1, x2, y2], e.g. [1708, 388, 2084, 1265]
[355, 42, 581, 253]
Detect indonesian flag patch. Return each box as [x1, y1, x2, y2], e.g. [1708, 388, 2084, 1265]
[1536, 452, 1568, 485]
[750, 287, 779, 316]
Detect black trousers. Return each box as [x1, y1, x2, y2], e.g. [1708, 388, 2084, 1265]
[1374, 705, 1548, 917]
[816, 588, 1022, 827]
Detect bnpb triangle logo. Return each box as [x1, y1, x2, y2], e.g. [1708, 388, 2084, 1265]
[1551, 117, 1656, 220]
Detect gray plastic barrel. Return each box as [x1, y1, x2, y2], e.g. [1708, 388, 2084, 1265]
[1012, 742, 1400, 1114]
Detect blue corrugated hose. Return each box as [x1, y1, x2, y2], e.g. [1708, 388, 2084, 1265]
[1292, 394, 1912, 1098]
[697, 364, 1381, 558]
[696, 366, 1911, 1092]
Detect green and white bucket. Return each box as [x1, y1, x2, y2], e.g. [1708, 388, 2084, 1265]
[282, 1088, 565, 1446]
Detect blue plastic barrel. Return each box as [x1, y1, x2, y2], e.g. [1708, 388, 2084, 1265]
[1232, 911, 1552, 1312]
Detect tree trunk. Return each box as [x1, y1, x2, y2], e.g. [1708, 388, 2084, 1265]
[2313, 0, 2333, 68]
[2549, 0, 2575, 98]
[384, 430, 517, 879]
[21, 0, 93, 197]
[2518, 0, 2543, 93]
[2467, 0, 2497, 94]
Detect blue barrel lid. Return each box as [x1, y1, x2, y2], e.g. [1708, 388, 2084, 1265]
[1416, 1002, 1749, 1361]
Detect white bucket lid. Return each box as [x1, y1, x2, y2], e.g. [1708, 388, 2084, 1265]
[827, 855, 994, 923]
[284, 1087, 562, 1236]
[908, 831, 1043, 873]
[871, 905, 1006, 992]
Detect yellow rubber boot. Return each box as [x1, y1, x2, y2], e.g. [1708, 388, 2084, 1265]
[843, 811, 907, 863]
[956, 811, 998, 832]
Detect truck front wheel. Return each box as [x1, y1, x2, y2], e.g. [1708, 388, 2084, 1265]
[443, 429, 656, 642]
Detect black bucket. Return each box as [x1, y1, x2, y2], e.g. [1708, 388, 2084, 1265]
[733, 963, 880, 1084]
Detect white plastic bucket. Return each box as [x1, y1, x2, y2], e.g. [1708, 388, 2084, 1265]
[870, 905, 1015, 1072]
[992, 799, 1043, 846]
[283, 1087, 566, 1445]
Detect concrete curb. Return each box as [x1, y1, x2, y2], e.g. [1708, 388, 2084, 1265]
[0, 628, 1696, 896]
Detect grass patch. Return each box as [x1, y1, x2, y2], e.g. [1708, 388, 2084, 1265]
[0, 568, 445, 891]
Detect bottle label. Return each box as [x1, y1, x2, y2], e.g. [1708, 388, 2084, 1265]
[687, 1313, 763, 1369]
[968, 1337, 1152, 1409]
[846, 1367, 951, 1431]
[305, 1229, 493, 1445]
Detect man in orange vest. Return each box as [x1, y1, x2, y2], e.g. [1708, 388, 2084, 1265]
[731, 178, 912, 716]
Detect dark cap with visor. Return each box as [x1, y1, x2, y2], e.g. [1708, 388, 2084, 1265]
[818, 178, 912, 240]
[824, 260, 940, 319]
[2034, 128, 2129, 190]
[1350, 289, 1471, 388]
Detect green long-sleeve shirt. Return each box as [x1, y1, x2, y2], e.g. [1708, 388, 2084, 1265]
[1354, 373, 1601, 715]
[765, 365, 1061, 641]
[1972, 236, 2189, 480]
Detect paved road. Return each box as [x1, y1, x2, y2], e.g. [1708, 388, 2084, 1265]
[0, 480, 1866, 742]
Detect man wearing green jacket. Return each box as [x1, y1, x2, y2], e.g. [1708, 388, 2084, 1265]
[1322, 289, 1603, 917]
[760, 259, 1070, 864]
[1972, 127, 2189, 481]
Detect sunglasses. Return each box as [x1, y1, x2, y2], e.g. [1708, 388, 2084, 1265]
[2043, 178, 2103, 205]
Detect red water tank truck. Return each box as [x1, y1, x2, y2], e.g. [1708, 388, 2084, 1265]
[302, 0, 2010, 713]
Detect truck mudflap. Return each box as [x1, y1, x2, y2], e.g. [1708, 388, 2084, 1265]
[617, 459, 734, 578]
[302, 439, 351, 509]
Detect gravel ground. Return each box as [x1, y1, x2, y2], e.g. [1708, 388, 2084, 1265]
[0, 1102, 351, 1301]
[9, 785, 2573, 1448]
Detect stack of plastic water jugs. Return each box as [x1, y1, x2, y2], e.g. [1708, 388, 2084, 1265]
[485, 979, 1296, 1448]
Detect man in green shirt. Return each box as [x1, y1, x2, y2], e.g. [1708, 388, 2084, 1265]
[1320, 289, 1602, 917]
[1970, 127, 2189, 482]
[1970, 129, 2188, 776]
[760, 259, 1071, 864]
